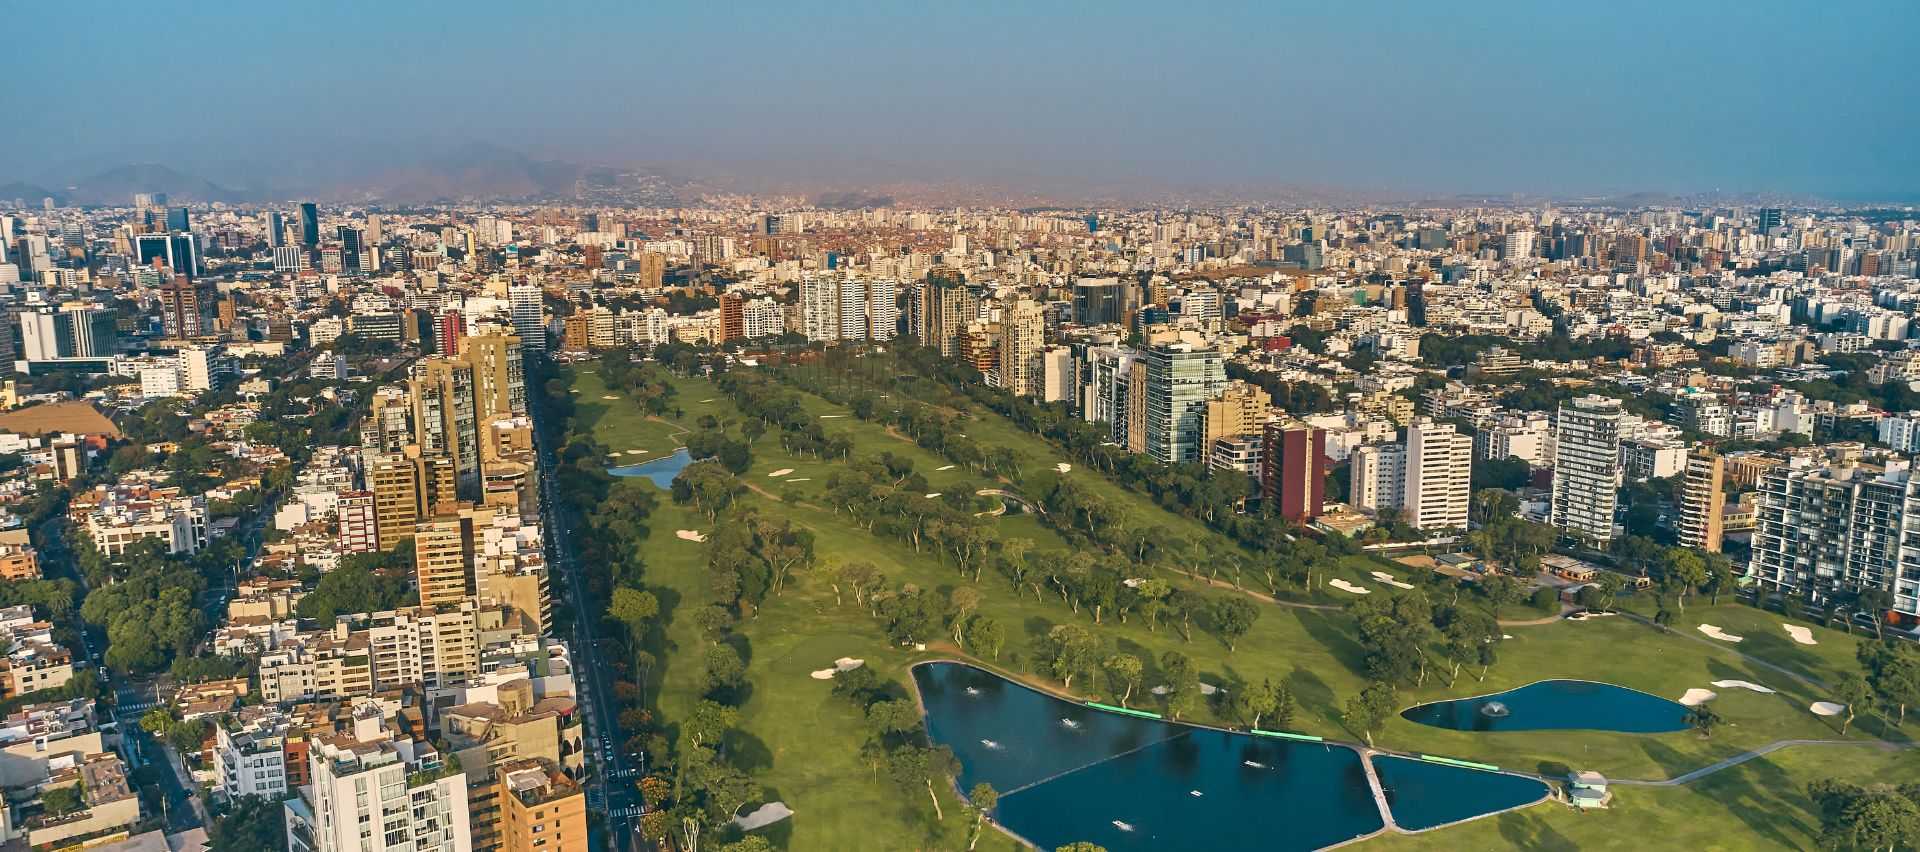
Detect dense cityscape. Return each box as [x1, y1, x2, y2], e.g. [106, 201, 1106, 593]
[5, 1, 1919, 850]
[0, 192, 1913, 852]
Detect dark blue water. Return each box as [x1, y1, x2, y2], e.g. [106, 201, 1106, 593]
[915, 662, 1388, 851]
[1371, 755, 1550, 831]
[607, 448, 693, 488]
[1401, 679, 1690, 733]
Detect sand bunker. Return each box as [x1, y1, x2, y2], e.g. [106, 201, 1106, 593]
[809, 669, 836, 680]
[675, 530, 707, 542]
[768, 468, 795, 477]
[1679, 689, 1717, 706]
[601, 395, 619, 400]
[834, 658, 865, 671]
[608, 452, 624, 458]
[935, 465, 956, 471]
[1369, 571, 1416, 590]
[1568, 611, 1616, 621]
[1697, 624, 1744, 642]
[1502, 634, 1515, 639]
[1711, 680, 1776, 694]
[1810, 702, 1845, 716]
[820, 414, 846, 419]
[786, 477, 810, 482]
[925, 493, 942, 498]
[699, 398, 715, 403]
[1055, 463, 1072, 473]
[1328, 579, 1371, 595]
[1783, 624, 1818, 645]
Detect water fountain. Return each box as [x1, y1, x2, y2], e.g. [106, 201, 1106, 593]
[1480, 701, 1511, 718]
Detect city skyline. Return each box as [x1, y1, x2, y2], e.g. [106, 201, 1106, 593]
[7, 1, 1920, 201]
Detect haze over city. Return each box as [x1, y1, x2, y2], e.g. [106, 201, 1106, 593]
[7, 1, 1920, 203]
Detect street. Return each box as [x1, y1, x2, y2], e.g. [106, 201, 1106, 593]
[535, 410, 644, 852]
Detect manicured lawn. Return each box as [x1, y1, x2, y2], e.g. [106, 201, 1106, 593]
[584, 366, 1910, 850]
[1371, 743, 1920, 851]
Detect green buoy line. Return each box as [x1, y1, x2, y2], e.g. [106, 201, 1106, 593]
[1418, 754, 1501, 771]
[1251, 729, 1323, 742]
[1084, 702, 1163, 720]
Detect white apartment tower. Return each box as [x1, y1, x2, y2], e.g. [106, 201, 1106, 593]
[1349, 443, 1405, 512]
[1403, 419, 1473, 531]
[284, 705, 473, 852]
[508, 281, 545, 353]
[1550, 395, 1625, 544]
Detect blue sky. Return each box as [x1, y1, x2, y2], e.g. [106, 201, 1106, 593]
[7, 0, 1917, 197]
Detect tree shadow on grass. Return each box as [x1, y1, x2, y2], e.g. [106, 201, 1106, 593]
[729, 729, 775, 774]
[1680, 750, 1812, 849]
[1286, 666, 1338, 727]
[1492, 810, 1578, 850]
[1294, 608, 1368, 676]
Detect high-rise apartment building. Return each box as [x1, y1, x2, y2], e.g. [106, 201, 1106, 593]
[1752, 457, 1920, 621]
[508, 282, 545, 353]
[799, 274, 841, 342]
[998, 300, 1046, 398]
[1202, 380, 1271, 447]
[369, 452, 427, 551]
[1677, 449, 1726, 553]
[1403, 419, 1472, 532]
[411, 359, 482, 500]
[1261, 420, 1326, 522]
[414, 513, 478, 608]
[1550, 395, 1625, 544]
[460, 333, 527, 418]
[158, 275, 211, 338]
[1140, 343, 1226, 464]
[910, 277, 972, 356]
[1349, 443, 1405, 512]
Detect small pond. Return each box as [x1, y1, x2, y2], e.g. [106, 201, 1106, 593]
[1400, 679, 1690, 733]
[1371, 755, 1550, 831]
[608, 448, 694, 488]
[914, 662, 1550, 851]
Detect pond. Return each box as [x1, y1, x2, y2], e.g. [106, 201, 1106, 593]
[914, 662, 1552, 851]
[1400, 679, 1690, 733]
[1371, 755, 1550, 831]
[607, 448, 693, 488]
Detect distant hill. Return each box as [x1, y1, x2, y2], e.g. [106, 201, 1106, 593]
[58, 163, 249, 206]
[0, 182, 62, 205]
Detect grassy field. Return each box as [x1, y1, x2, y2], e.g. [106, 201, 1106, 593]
[569, 366, 1913, 850]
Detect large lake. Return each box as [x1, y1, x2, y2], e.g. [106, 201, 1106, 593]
[914, 662, 1549, 851]
[1401, 679, 1691, 733]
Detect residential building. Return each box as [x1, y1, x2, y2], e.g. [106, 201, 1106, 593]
[1677, 449, 1725, 553]
[1551, 395, 1625, 544]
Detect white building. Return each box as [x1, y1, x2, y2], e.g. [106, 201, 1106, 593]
[1403, 419, 1472, 531]
[284, 704, 472, 852]
[1349, 443, 1405, 512]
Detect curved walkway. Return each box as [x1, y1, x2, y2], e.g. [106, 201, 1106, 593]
[975, 488, 1046, 516]
[1603, 739, 1915, 787]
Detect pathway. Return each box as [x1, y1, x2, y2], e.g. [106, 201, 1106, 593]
[1358, 750, 1399, 831]
[1602, 739, 1915, 787]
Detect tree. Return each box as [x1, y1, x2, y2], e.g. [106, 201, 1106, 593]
[1043, 624, 1100, 690]
[682, 701, 741, 749]
[42, 784, 83, 816]
[1701, 553, 1735, 606]
[1103, 654, 1143, 707]
[1480, 574, 1523, 618]
[1232, 678, 1281, 729]
[609, 588, 660, 635]
[949, 586, 984, 646]
[1206, 597, 1259, 652]
[210, 794, 286, 852]
[1056, 845, 1109, 852]
[1343, 681, 1398, 747]
[865, 699, 923, 743]
[967, 782, 999, 850]
[1658, 549, 1708, 611]
[1687, 702, 1722, 738]
[701, 644, 747, 698]
[1836, 673, 1874, 735]
[965, 616, 1006, 660]
[889, 746, 959, 821]
[718, 837, 774, 852]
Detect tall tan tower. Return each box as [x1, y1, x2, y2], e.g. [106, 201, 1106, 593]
[1678, 449, 1726, 553]
[998, 299, 1045, 397]
[369, 451, 426, 551]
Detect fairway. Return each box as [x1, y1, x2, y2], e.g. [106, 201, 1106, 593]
[567, 365, 1915, 851]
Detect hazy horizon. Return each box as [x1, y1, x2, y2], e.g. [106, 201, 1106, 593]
[8, 1, 1919, 201]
